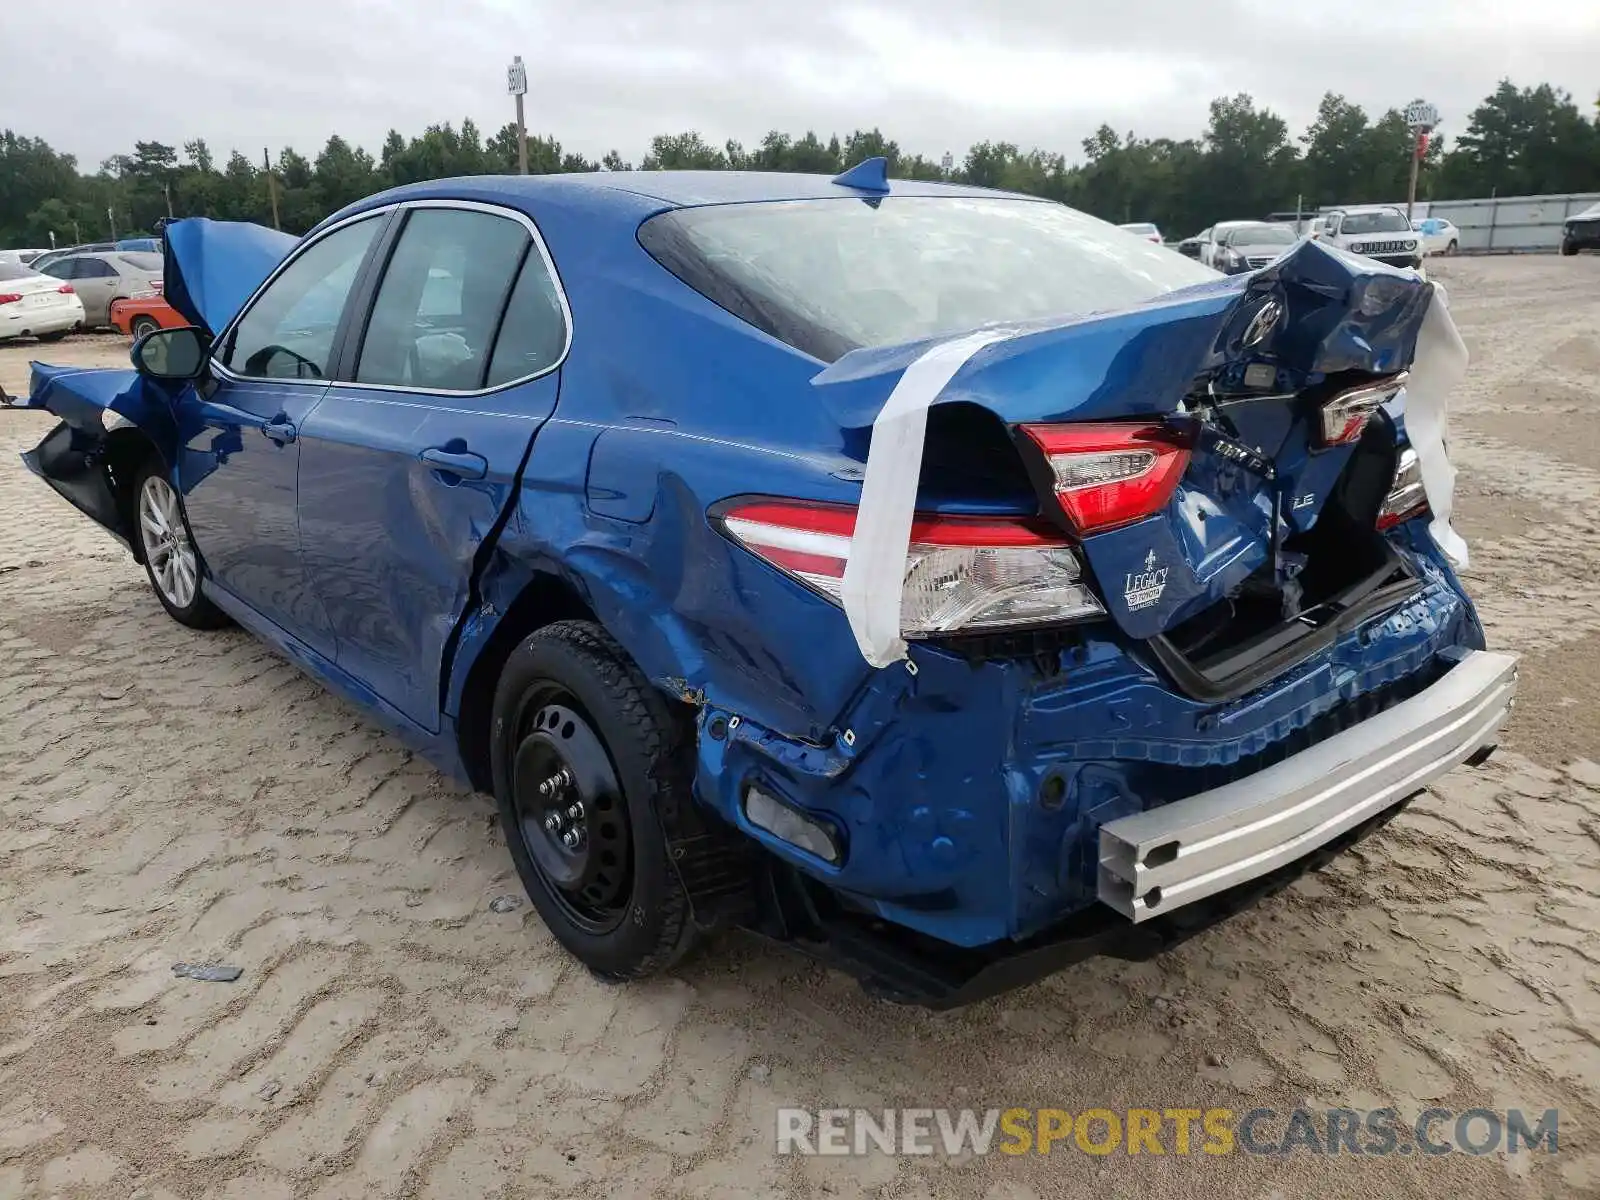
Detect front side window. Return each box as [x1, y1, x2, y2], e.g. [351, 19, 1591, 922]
[356, 208, 530, 391]
[640, 197, 1217, 362]
[221, 216, 380, 379]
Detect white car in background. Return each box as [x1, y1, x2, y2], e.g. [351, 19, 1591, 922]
[1318, 205, 1424, 269]
[1412, 217, 1461, 256]
[1117, 222, 1164, 245]
[0, 259, 85, 342]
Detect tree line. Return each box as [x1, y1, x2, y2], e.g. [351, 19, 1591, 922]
[2, 79, 1596, 248]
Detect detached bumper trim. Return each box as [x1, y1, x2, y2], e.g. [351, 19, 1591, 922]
[1098, 649, 1518, 921]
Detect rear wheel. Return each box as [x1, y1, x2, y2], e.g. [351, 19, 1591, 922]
[1445, 239, 1458, 255]
[36, 330, 69, 343]
[130, 315, 160, 339]
[134, 461, 228, 629]
[490, 621, 697, 980]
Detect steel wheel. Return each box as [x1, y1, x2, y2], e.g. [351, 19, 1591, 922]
[138, 474, 198, 610]
[509, 689, 633, 935]
[131, 316, 160, 339]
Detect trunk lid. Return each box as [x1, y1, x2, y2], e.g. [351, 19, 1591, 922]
[813, 239, 1432, 641]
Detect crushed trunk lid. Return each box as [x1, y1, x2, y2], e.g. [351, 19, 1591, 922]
[814, 239, 1434, 646]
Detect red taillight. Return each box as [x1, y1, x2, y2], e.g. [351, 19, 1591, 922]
[1018, 422, 1191, 534]
[716, 499, 1105, 634]
[1376, 447, 1428, 530]
[0, 293, 23, 306]
[1319, 375, 1405, 447]
[57, 284, 74, 295]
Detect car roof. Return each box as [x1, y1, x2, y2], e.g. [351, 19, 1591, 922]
[1327, 204, 1404, 214]
[355, 170, 1032, 211]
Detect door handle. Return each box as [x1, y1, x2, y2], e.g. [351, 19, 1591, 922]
[261, 419, 297, 445]
[420, 446, 488, 481]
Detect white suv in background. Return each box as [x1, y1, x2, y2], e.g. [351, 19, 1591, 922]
[1318, 206, 1424, 269]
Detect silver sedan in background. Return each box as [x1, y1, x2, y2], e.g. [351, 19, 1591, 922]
[35, 251, 162, 327]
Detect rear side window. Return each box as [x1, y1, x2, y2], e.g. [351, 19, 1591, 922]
[75, 258, 117, 278]
[221, 215, 380, 379]
[484, 251, 568, 386]
[356, 208, 529, 391]
[639, 196, 1216, 362]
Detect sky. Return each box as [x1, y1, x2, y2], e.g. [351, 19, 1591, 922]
[6, 0, 1598, 170]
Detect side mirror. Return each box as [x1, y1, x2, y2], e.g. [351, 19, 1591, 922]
[132, 326, 208, 381]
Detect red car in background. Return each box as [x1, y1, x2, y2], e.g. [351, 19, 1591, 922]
[110, 288, 185, 340]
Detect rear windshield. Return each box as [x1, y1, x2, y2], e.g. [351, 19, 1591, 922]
[640, 197, 1216, 361]
[1339, 210, 1411, 235]
[118, 252, 162, 272]
[0, 262, 34, 281]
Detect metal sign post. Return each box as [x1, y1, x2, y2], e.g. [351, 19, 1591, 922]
[507, 56, 529, 175]
[1404, 99, 1440, 221]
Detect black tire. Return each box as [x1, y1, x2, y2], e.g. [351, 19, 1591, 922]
[132, 459, 229, 630]
[36, 330, 70, 343]
[130, 316, 160, 339]
[490, 620, 697, 980]
[1445, 240, 1458, 256]
[1561, 240, 1578, 257]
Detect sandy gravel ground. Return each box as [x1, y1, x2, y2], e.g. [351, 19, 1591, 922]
[1, 258, 1598, 1200]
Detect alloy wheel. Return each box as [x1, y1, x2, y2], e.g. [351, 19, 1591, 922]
[138, 474, 198, 609]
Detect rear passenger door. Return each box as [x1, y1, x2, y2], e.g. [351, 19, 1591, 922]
[295, 201, 570, 731]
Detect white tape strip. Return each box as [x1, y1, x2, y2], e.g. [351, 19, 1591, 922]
[1403, 284, 1470, 567]
[841, 330, 1011, 668]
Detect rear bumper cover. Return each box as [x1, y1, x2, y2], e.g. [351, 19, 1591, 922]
[1097, 648, 1517, 920]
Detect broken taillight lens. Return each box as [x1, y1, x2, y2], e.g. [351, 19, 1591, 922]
[1319, 374, 1407, 447]
[1377, 446, 1428, 530]
[716, 500, 1105, 635]
[1018, 421, 1191, 534]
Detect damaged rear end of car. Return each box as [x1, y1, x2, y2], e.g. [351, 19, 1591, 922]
[683, 236, 1514, 1006]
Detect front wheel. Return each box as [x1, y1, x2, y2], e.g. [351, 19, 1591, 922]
[1561, 240, 1578, 257]
[36, 330, 70, 343]
[1445, 240, 1458, 256]
[490, 621, 698, 980]
[134, 462, 228, 629]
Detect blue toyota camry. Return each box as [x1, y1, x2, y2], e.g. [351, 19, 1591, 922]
[12, 162, 1516, 1005]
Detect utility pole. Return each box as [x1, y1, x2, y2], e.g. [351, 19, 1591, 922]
[1403, 99, 1439, 221]
[162, 181, 174, 219]
[71, 220, 80, 244]
[507, 56, 529, 174]
[263, 148, 281, 230]
[107, 206, 117, 240]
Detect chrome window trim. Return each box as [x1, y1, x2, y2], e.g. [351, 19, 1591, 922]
[208, 197, 574, 397]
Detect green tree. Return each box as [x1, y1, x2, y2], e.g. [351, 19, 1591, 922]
[641, 132, 727, 170]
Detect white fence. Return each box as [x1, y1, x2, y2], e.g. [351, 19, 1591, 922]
[1423, 192, 1599, 253]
